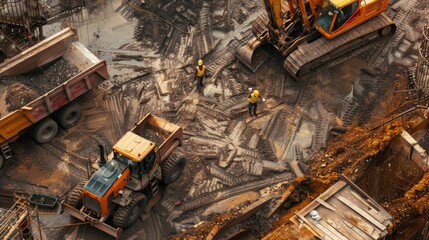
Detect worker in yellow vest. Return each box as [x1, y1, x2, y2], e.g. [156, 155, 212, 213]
[194, 59, 207, 91]
[247, 88, 265, 117]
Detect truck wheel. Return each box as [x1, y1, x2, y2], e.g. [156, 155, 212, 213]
[29, 117, 58, 144]
[161, 153, 186, 184]
[53, 102, 82, 128]
[66, 180, 87, 209]
[113, 192, 146, 229]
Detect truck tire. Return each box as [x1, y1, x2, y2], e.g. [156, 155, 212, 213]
[29, 117, 58, 144]
[0, 155, 3, 169]
[66, 180, 87, 209]
[113, 192, 146, 229]
[53, 102, 82, 129]
[161, 153, 186, 184]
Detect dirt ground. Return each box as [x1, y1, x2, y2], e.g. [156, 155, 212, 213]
[1, 0, 429, 239]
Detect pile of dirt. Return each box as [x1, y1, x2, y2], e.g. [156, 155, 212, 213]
[5, 83, 39, 112]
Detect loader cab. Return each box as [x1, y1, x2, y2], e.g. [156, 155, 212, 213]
[112, 131, 161, 191]
[123, 149, 157, 180]
[315, 0, 360, 39]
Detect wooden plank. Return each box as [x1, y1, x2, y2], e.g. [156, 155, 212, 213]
[316, 198, 366, 240]
[324, 216, 365, 240]
[327, 197, 378, 239]
[295, 212, 325, 239]
[316, 205, 367, 240]
[314, 222, 341, 240]
[347, 222, 375, 240]
[340, 175, 382, 212]
[316, 198, 336, 211]
[318, 220, 349, 240]
[349, 190, 386, 224]
[292, 216, 320, 237]
[336, 195, 386, 231]
[298, 181, 347, 216]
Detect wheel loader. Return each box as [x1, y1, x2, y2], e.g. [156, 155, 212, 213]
[236, 0, 396, 77]
[61, 113, 186, 239]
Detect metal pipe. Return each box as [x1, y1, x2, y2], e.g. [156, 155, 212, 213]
[97, 144, 106, 167]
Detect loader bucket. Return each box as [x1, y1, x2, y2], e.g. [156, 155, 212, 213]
[235, 37, 269, 72]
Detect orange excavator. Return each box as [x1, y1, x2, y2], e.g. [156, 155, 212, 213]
[236, 0, 396, 77]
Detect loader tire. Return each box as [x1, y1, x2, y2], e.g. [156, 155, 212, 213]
[113, 192, 146, 229]
[66, 180, 87, 209]
[161, 153, 186, 184]
[53, 102, 82, 129]
[0, 155, 3, 169]
[29, 117, 58, 144]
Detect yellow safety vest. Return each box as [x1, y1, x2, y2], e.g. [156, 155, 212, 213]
[248, 93, 259, 103]
[196, 66, 205, 77]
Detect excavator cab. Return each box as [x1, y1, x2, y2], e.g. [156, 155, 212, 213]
[314, 0, 389, 39]
[236, 0, 392, 74]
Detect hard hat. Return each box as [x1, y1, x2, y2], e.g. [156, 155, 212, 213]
[253, 90, 260, 96]
[198, 59, 203, 66]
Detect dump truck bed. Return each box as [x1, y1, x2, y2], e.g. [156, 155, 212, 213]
[0, 27, 109, 145]
[0, 27, 78, 77]
[130, 114, 183, 162]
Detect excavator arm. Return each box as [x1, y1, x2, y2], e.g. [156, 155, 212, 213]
[263, 0, 283, 30]
[264, 0, 313, 30]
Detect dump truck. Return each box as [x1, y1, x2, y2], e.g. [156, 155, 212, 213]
[236, 0, 396, 77]
[61, 113, 187, 239]
[0, 26, 109, 168]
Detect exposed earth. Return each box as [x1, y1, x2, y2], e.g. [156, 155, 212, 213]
[1, 0, 429, 239]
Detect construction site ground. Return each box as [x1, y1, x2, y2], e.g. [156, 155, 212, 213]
[1, 0, 429, 239]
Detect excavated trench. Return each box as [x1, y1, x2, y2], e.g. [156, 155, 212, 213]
[356, 132, 425, 204]
[1, 0, 429, 239]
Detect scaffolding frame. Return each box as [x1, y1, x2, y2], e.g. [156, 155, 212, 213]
[0, 194, 42, 240]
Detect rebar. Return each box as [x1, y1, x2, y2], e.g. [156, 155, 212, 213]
[415, 22, 429, 95]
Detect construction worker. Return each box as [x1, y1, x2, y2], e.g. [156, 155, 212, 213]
[247, 88, 265, 117]
[194, 59, 207, 91]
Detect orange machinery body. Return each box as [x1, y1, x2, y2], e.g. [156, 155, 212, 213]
[265, 0, 389, 40]
[82, 168, 130, 218]
[314, 0, 389, 39]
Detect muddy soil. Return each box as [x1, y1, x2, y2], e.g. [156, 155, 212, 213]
[1, 0, 429, 239]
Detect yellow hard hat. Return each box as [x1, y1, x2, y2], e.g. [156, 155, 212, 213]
[253, 90, 260, 96]
[198, 59, 203, 66]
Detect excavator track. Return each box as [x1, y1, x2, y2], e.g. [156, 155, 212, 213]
[285, 13, 396, 77]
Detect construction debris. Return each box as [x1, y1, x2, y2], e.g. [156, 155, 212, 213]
[1, 0, 429, 239]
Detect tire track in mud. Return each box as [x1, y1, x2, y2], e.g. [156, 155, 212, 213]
[338, 0, 418, 127]
[144, 213, 163, 240]
[196, 1, 214, 57]
[7, 84, 114, 196]
[179, 172, 293, 213]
